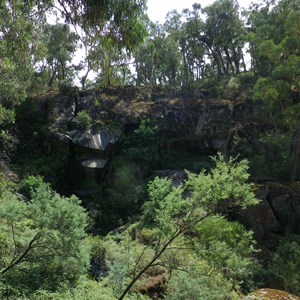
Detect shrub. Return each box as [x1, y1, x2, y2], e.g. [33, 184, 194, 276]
[0, 179, 90, 297]
[193, 215, 259, 290]
[76, 110, 92, 130]
[122, 118, 159, 164]
[166, 256, 240, 300]
[271, 236, 300, 295]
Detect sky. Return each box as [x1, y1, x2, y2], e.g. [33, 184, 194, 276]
[147, 0, 253, 23]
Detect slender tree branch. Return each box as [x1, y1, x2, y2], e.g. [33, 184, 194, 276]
[118, 213, 211, 300]
[1, 232, 42, 275]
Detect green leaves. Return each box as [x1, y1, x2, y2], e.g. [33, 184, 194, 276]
[144, 154, 257, 239]
[271, 236, 300, 294]
[194, 215, 258, 289]
[187, 154, 258, 212]
[0, 0, 43, 104]
[253, 78, 279, 107]
[0, 178, 89, 296]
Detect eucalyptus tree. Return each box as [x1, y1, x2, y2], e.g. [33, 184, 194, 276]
[246, 0, 286, 76]
[202, 0, 246, 77]
[251, 0, 300, 181]
[51, 0, 148, 87]
[0, 0, 46, 104]
[0, 0, 148, 101]
[135, 22, 165, 85]
[180, 5, 206, 82]
[42, 24, 79, 87]
[134, 20, 182, 87]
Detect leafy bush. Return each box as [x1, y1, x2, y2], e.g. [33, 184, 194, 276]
[194, 215, 258, 290]
[0, 105, 17, 161]
[0, 105, 15, 127]
[0, 179, 90, 297]
[122, 118, 159, 164]
[16, 153, 68, 184]
[271, 236, 300, 295]
[100, 233, 155, 298]
[166, 256, 240, 300]
[76, 110, 92, 130]
[22, 175, 46, 196]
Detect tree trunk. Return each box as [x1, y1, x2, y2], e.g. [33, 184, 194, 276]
[224, 48, 235, 74]
[290, 119, 300, 182]
[48, 68, 57, 87]
[232, 47, 241, 74]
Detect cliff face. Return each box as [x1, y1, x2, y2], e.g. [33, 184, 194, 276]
[37, 85, 262, 155]
[25, 86, 300, 238]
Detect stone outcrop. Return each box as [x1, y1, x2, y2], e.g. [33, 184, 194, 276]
[34, 86, 267, 158]
[72, 129, 118, 153]
[244, 288, 300, 300]
[31, 86, 300, 236]
[235, 182, 300, 244]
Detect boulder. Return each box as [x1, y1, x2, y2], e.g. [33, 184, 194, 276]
[236, 182, 300, 241]
[81, 158, 107, 169]
[244, 288, 300, 300]
[236, 185, 281, 241]
[71, 128, 118, 153]
[266, 182, 299, 232]
[153, 170, 188, 187]
[81, 158, 108, 181]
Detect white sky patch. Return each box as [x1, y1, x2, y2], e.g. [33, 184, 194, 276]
[146, 0, 254, 24]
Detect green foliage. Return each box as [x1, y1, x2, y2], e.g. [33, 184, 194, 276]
[249, 0, 300, 181]
[0, 0, 43, 104]
[135, 0, 246, 86]
[142, 176, 173, 225]
[103, 234, 152, 297]
[122, 118, 159, 165]
[40, 24, 79, 87]
[55, 0, 148, 51]
[133, 119, 159, 145]
[16, 153, 68, 183]
[166, 256, 240, 300]
[0, 179, 89, 297]
[134, 154, 258, 298]
[84, 232, 155, 299]
[22, 175, 47, 196]
[186, 154, 258, 212]
[0, 106, 15, 128]
[271, 236, 300, 295]
[142, 154, 258, 238]
[144, 178, 186, 237]
[27, 279, 117, 300]
[0, 105, 17, 160]
[0, 171, 17, 195]
[194, 215, 258, 290]
[76, 110, 92, 130]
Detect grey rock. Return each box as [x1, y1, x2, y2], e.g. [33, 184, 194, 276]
[81, 158, 107, 169]
[71, 129, 118, 152]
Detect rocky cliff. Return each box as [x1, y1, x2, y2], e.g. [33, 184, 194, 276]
[23, 85, 300, 239]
